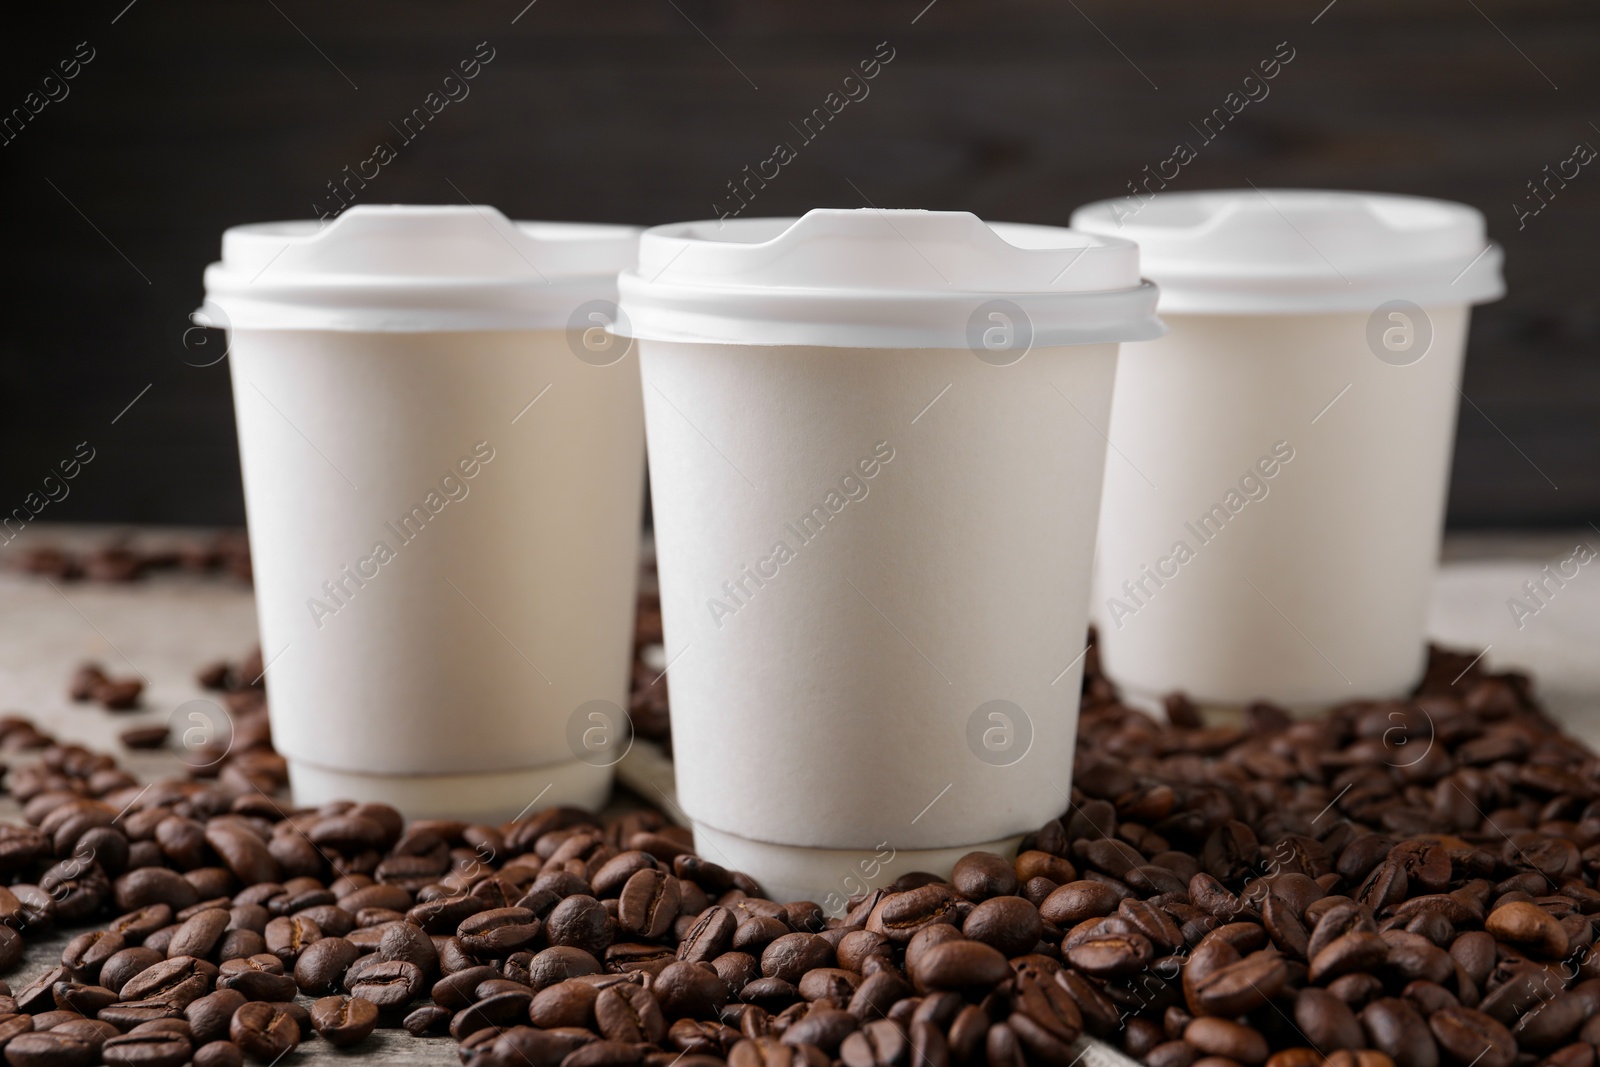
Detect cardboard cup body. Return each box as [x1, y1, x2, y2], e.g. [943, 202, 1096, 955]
[641, 338, 1116, 906]
[1093, 306, 1471, 710]
[227, 328, 645, 819]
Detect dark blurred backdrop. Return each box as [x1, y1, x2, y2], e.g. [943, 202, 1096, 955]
[1, 0, 1595, 528]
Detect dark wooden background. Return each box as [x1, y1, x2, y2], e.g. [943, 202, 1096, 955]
[1, 0, 1595, 528]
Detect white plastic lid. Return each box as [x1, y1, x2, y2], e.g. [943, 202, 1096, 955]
[616, 208, 1164, 349]
[199, 204, 640, 332]
[1070, 190, 1504, 315]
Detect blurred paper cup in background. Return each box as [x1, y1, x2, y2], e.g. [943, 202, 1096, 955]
[618, 208, 1161, 906]
[1071, 190, 1504, 712]
[200, 204, 644, 820]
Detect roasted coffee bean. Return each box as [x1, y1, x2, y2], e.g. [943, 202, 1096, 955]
[830, 931, 887, 974]
[1428, 1007, 1514, 1067]
[402, 1005, 451, 1037]
[616, 869, 680, 941]
[866, 886, 959, 943]
[407, 895, 486, 935]
[1262, 893, 1310, 959]
[185, 991, 247, 1046]
[547, 895, 615, 956]
[595, 983, 667, 1045]
[261, 915, 319, 965]
[228, 1002, 298, 1064]
[432, 966, 503, 1012]
[847, 968, 912, 1023]
[15, 967, 68, 1015]
[202, 826, 277, 888]
[309, 995, 377, 1047]
[1513, 991, 1587, 1051]
[1186, 1017, 1269, 1066]
[1041, 881, 1121, 926]
[1121, 897, 1184, 952]
[118, 956, 210, 1009]
[100, 1032, 192, 1067]
[1452, 927, 1497, 991]
[377, 921, 438, 977]
[459, 907, 541, 956]
[1065, 923, 1153, 978]
[962, 896, 1042, 958]
[1014, 971, 1083, 1044]
[215, 967, 296, 1002]
[606, 942, 675, 976]
[192, 1042, 242, 1067]
[1309, 931, 1390, 983]
[529, 979, 601, 1029]
[517, 945, 596, 990]
[780, 1007, 856, 1053]
[654, 961, 731, 1020]
[1050, 968, 1114, 1038]
[1295, 988, 1364, 1051]
[668, 1017, 738, 1056]
[840, 1019, 908, 1067]
[1017, 851, 1078, 889]
[984, 1022, 1026, 1067]
[797, 967, 861, 1004]
[5, 1032, 94, 1067]
[1401, 980, 1457, 1018]
[1485, 901, 1568, 958]
[49, 1020, 118, 1054]
[164, 908, 228, 959]
[761, 935, 833, 984]
[292, 935, 359, 995]
[451, 990, 535, 1039]
[909, 937, 1009, 993]
[731, 916, 788, 955]
[678, 907, 737, 964]
[51, 982, 116, 1016]
[1356, 998, 1446, 1067]
[951, 852, 1019, 901]
[1191, 950, 1289, 1016]
[484, 1025, 599, 1067]
[347, 959, 424, 1011]
[0, 1014, 34, 1047]
[60, 930, 123, 983]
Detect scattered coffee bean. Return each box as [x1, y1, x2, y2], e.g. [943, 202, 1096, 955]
[309, 995, 377, 1047]
[228, 1002, 298, 1064]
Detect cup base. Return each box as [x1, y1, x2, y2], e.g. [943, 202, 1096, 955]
[691, 822, 1026, 910]
[287, 758, 612, 822]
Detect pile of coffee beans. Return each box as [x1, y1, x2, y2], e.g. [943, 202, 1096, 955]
[66, 668, 144, 714]
[9, 536, 252, 584]
[0, 639, 1596, 1067]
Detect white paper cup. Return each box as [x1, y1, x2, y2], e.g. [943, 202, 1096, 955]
[200, 205, 644, 820]
[617, 209, 1163, 906]
[1071, 190, 1504, 712]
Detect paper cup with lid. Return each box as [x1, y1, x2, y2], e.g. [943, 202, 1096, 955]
[1070, 190, 1504, 712]
[199, 204, 645, 820]
[616, 208, 1161, 905]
